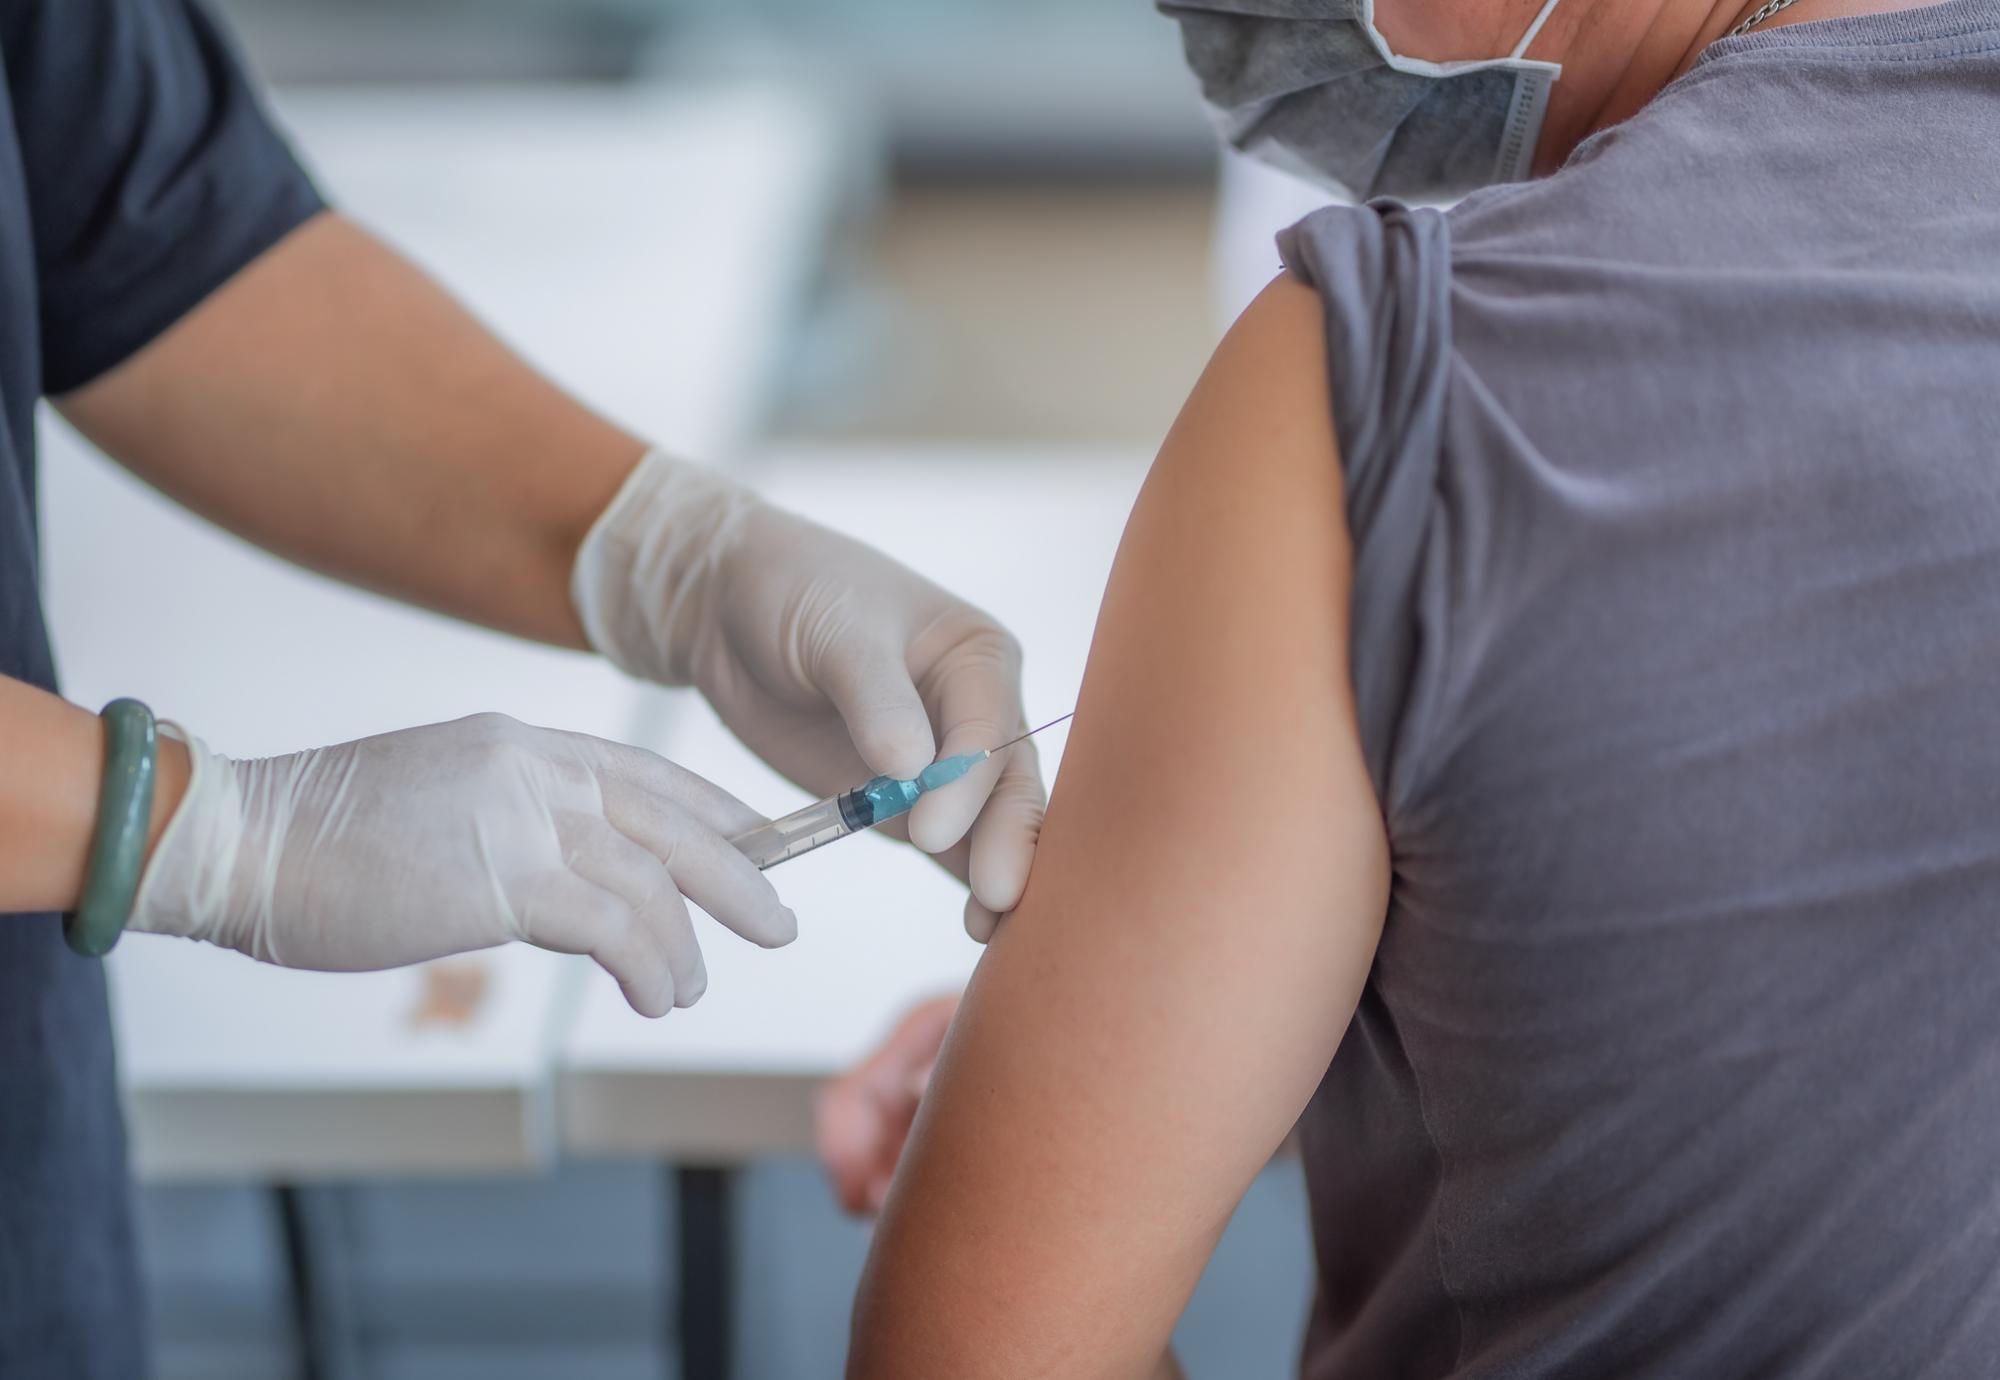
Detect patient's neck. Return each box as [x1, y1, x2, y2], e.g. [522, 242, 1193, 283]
[1535, 0, 1952, 175]
[1760, 0, 1948, 30]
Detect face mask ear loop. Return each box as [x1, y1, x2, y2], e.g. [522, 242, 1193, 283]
[1512, 0, 1566, 59]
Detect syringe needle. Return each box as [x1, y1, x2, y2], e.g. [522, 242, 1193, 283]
[989, 712, 1076, 756]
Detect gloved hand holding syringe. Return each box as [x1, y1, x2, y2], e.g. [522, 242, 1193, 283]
[731, 713, 1074, 871]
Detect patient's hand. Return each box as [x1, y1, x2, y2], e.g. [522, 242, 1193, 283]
[817, 995, 960, 1215]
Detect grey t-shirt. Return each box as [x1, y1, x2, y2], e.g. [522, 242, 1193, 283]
[1276, 4, 2000, 1375]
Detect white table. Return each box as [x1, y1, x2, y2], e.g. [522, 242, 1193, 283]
[37, 82, 853, 1180]
[560, 445, 1150, 1159]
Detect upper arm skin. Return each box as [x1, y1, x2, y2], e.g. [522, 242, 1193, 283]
[849, 277, 1391, 1378]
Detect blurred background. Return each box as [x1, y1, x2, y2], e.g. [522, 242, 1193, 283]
[47, 1, 1338, 1376]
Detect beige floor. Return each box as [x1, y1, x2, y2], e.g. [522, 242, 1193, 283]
[776, 181, 1224, 448]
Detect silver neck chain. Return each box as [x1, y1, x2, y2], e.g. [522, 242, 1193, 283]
[1732, 0, 1806, 35]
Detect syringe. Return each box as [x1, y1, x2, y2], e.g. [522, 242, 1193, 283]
[729, 714, 1074, 871]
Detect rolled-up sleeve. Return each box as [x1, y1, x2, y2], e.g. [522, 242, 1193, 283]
[3, 0, 324, 393]
[1278, 200, 1456, 817]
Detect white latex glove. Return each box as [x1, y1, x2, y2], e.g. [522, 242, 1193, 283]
[571, 450, 1046, 941]
[130, 714, 796, 1017]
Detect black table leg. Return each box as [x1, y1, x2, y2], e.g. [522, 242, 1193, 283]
[272, 1184, 360, 1380]
[274, 1183, 327, 1380]
[672, 1164, 737, 1380]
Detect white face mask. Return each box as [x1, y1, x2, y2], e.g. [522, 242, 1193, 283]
[1164, 0, 1567, 203]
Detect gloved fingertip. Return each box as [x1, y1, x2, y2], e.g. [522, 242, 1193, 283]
[970, 866, 1028, 919]
[676, 968, 709, 1009]
[964, 900, 1000, 945]
[621, 977, 674, 1020]
[756, 905, 800, 950]
[969, 841, 1033, 919]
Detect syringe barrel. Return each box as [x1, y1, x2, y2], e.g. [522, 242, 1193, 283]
[728, 763, 974, 872]
[729, 789, 877, 871]
[727, 747, 1012, 872]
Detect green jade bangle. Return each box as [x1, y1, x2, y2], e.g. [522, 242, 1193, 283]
[64, 698, 158, 958]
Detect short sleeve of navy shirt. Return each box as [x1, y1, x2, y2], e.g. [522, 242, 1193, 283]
[0, 3, 321, 1374]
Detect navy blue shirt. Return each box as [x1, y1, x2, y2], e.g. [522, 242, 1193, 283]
[1, 3, 320, 1373]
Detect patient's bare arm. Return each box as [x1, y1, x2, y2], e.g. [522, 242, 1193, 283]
[848, 276, 1391, 1378]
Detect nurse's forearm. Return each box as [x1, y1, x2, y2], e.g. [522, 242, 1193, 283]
[53, 212, 643, 650]
[0, 676, 190, 915]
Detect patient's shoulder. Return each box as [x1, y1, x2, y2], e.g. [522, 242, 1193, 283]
[1146, 273, 1344, 534]
[1184, 272, 1335, 435]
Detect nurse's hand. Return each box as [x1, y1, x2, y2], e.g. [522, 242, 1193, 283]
[128, 714, 796, 1016]
[818, 994, 960, 1215]
[571, 450, 1045, 942]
